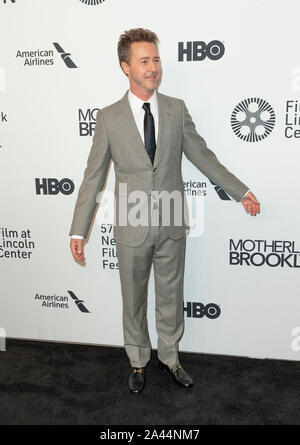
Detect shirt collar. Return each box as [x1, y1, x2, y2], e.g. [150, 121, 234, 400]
[128, 89, 157, 113]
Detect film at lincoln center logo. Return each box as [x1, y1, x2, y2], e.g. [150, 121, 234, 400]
[78, 0, 106, 5]
[231, 98, 275, 142]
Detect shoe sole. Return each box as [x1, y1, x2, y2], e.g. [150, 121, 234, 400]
[130, 389, 144, 394]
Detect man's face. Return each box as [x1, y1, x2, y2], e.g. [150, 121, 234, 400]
[122, 41, 162, 95]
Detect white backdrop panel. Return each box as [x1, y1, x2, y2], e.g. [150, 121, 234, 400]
[0, 0, 300, 361]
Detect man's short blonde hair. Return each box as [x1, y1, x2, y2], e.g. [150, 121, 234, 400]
[118, 28, 159, 68]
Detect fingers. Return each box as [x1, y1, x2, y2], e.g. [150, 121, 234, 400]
[70, 239, 85, 262]
[242, 198, 260, 216]
[250, 198, 260, 216]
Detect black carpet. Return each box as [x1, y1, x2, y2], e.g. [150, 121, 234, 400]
[0, 339, 299, 425]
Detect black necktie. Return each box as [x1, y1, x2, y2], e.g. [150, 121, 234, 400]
[142, 102, 156, 165]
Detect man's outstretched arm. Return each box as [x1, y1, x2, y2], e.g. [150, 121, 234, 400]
[181, 100, 260, 215]
[69, 110, 111, 261]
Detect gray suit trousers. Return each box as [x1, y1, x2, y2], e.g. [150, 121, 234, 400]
[116, 206, 186, 368]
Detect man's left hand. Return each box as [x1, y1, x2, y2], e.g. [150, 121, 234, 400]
[241, 191, 260, 216]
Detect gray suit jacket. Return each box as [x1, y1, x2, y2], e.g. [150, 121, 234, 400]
[69, 90, 249, 246]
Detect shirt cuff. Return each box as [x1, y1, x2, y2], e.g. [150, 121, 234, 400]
[70, 235, 85, 239]
[241, 190, 250, 199]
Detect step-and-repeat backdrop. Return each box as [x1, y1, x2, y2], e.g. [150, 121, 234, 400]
[1, 0, 300, 360]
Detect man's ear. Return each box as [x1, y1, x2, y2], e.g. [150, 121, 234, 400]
[121, 61, 130, 77]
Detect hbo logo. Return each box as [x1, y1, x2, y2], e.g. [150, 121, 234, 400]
[184, 302, 221, 319]
[178, 40, 225, 62]
[35, 178, 75, 195]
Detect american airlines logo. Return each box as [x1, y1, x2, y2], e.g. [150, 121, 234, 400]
[209, 180, 231, 201]
[16, 43, 78, 68]
[52, 43, 78, 69]
[34, 291, 90, 312]
[67, 291, 90, 313]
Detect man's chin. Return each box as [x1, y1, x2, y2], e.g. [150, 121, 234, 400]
[145, 83, 158, 92]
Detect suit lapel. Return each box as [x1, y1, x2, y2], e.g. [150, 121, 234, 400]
[116, 91, 153, 167]
[153, 91, 172, 169]
[115, 90, 174, 169]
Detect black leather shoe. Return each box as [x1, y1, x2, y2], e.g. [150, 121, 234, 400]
[128, 367, 145, 394]
[158, 359, 193, 388]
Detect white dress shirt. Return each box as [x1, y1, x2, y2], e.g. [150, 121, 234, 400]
[71, 90, 249, 239]
[127, 88, 158, 145]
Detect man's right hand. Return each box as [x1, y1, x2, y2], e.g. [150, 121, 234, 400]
[70, 238, 85, 262]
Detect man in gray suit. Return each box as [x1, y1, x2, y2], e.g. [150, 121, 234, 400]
[69, 29, 260, 394]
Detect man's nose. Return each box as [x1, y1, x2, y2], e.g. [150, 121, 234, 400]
[149, 60, 157, 72]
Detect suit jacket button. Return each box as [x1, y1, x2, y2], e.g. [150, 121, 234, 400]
[153, 167, 157, 172]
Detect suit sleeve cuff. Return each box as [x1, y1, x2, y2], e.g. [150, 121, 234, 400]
[241, 190, 250, 200]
